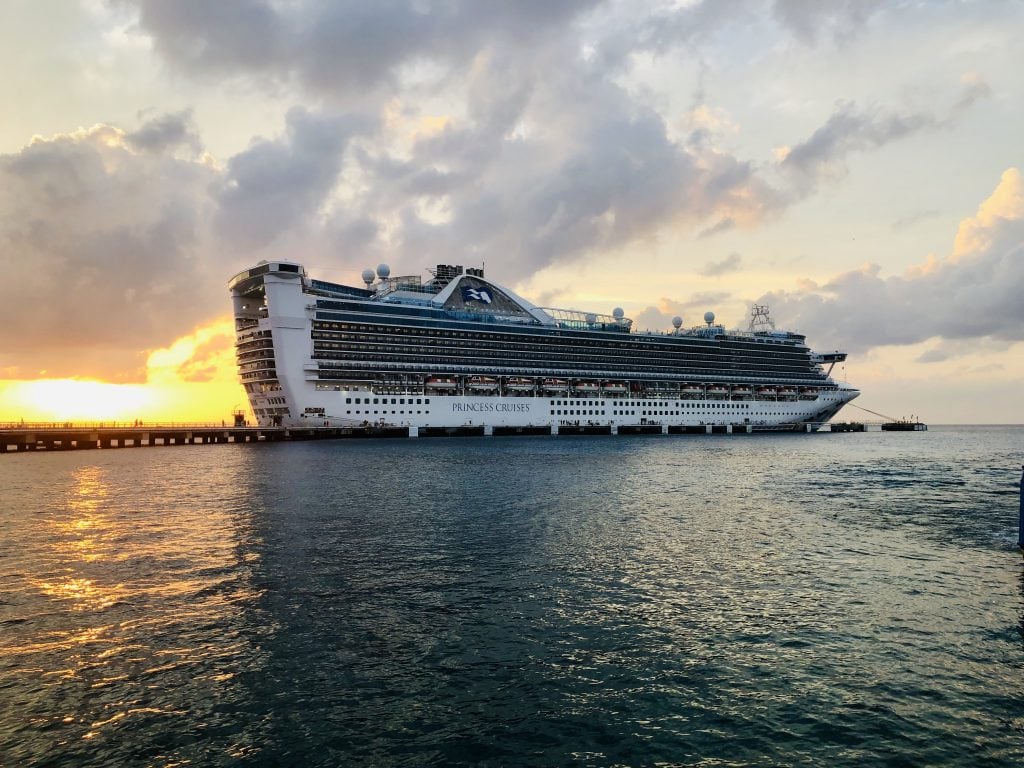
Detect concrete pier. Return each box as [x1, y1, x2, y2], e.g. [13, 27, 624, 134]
[0, 419, 902, 454]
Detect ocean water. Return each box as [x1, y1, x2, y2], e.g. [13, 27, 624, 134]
[1, 426, 1022, 767]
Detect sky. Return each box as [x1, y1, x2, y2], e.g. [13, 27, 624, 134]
[0, 0, 1021, 424]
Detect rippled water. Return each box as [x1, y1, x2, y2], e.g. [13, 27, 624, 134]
[1, 427, 1022, 766]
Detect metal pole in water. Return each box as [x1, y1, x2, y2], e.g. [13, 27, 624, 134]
[1019, 464, 1023, 550]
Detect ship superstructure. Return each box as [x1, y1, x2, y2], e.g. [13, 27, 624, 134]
[229, 261, 858, 431]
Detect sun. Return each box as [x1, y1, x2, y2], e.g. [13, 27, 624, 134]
[4, 379, 158, 423]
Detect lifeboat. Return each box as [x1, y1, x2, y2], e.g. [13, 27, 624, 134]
[732, 385, 753, 395]
[543, 378, 569, 392]
[799, 387, 819, 399]
[468, 375, 499, 391]
[507, 377, 535, 392]
[756, 386, 777, 397]
[777, 386, 797, 397]
[425, 376, 457, 390]
[680, 383, 702, 394]
[602, 381, 627, 394]
[574, 380, 600, 393]
[707, 384, 728, 395]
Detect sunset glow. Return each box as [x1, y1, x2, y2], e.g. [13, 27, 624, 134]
[0, 318, 247, 425]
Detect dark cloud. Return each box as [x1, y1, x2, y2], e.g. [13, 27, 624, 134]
[0, 121, 223, 380]
[120, 0, 287, 77]
[779, 81, 992, 193]
[780, 101, 934, 187]
[214, 107, 370, 249]
[126, 109, 203, 155]
[123, 0, 599, 97]
[771, 0, 885, 44]
[348, 60, 786, 276]
[114, 2, 986, 283]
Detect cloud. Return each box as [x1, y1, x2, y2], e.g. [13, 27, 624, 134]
[631, 293, 732, 332]
[777, 80, 992, 193]
[4, 2, 1006, 386]
[771, 0, 885, 45]
[214, 107, 370, 249]
[778, 101, 934, 188]
[111, 2, 989, 282]
[914, 349, 949, 364]
[891, 209, 940, 232]
[701, 252, 743, 276]
[126, 109, 203, 155]
[0, 120, 223, 380]
[757, 168, 1024, 353]
[951, 167, 1023, 260]
[122, 0, 599, 98]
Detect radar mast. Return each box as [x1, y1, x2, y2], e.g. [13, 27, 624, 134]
[749, 304, 776, 333]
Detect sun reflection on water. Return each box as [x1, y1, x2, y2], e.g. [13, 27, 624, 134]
[30, 467, 126, 612]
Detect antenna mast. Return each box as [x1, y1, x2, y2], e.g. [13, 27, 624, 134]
[749, 304, 775, 333]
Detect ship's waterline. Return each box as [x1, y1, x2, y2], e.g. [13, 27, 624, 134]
[230, 261, 858, 429]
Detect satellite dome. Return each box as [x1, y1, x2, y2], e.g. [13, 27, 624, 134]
[672, 316, 683, 329]
[376, 263, 391, 279]
[361, 268, 376, 285]
[612, 307, 624, 319]
[704, 311, 716, 325]
[585, 313, 597, 324]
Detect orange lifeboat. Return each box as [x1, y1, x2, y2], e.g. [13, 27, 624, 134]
[426, 376, 457, 390]
[468, 376, 499, 391]
[507, 377, 535, 391]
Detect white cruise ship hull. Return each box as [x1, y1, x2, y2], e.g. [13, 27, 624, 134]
[284, 390, 859, 431]
[230, 260, 860, 433]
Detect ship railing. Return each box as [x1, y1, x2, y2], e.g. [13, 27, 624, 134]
[308, 360, 837, 387]
[0, 421, 261, 430]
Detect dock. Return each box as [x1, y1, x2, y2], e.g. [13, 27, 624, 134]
[0, 424, 406, 453]
[0, 419, 925, 453]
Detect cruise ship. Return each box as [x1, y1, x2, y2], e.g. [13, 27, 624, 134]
[229, 261, 859, 433]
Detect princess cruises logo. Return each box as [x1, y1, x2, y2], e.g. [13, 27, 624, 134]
[462, 286, 493, 304]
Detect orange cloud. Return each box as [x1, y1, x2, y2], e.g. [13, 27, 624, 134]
[952, 167, 1023, 260]
[0, 318, 246, 424]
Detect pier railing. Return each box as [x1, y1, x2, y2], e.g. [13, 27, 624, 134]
[0, 421, 246, 430]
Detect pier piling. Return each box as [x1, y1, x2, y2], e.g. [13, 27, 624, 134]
[1018, 465, 1023, 550]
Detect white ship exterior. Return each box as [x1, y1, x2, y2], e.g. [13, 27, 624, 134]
[229, 261, 859, 432]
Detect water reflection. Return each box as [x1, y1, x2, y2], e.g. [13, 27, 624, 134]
[26, 467, 124, 614]
[0, 448, 273, 765]
[2, 433, 1023, 766]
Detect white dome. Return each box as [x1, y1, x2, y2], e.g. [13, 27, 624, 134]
[376, 263, 391, 279]
[672, 316, 682, 329]
[361, 268, 376, 284]
[704, 311, 716, 325]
